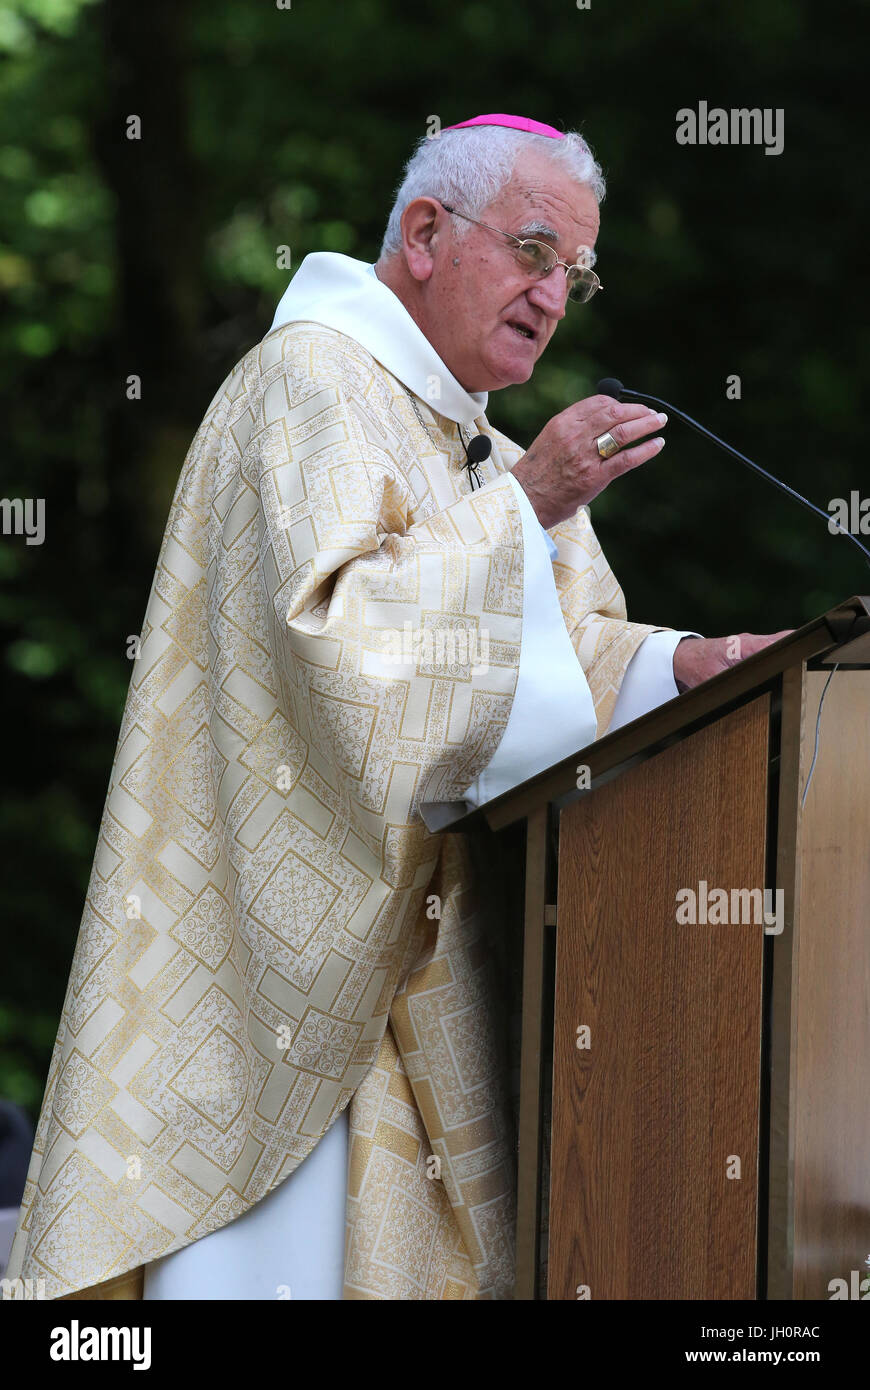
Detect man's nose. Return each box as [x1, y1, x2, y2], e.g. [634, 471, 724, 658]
[527, 267, 569, 319]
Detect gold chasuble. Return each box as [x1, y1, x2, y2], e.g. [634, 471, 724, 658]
[6, 257, 661, 1301]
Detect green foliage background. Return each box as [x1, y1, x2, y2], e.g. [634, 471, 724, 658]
[2, 0, 866, 1118]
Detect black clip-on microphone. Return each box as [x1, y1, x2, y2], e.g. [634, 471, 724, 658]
[459, 430, 492, 491]
[596, 377, 870, 570]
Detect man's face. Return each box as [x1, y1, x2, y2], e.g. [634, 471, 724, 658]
[422, 149, 600, 393]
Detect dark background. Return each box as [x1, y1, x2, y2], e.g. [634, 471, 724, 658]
[2, 0, 866, 1117]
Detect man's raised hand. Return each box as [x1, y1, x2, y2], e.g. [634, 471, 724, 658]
[511, 394, 669, 529]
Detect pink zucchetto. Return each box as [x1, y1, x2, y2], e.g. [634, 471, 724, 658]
[443, 114, 566, 139]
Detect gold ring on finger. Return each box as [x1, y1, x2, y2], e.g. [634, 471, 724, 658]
[596, 431, 620, 459]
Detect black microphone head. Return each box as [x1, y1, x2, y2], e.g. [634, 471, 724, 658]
[596, 377, 624, 401]
[466, 435, 493, 465]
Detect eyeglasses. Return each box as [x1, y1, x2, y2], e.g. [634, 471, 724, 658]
[440, 202, 603, 304]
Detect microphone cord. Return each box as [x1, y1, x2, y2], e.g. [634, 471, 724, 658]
[459, 426, 484, 490]
[801, 664, 839, 809]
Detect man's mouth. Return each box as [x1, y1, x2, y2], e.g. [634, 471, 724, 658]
[507, 320, 536, 341]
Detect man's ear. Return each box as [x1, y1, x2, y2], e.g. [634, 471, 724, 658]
[400, 197, 444, 283]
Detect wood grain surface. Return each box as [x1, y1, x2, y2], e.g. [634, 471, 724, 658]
[548, 697, 770, 1299]
[791, 670, 870, 1299]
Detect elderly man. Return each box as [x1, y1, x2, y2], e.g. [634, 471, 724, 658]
[6, 114, 784, 1304]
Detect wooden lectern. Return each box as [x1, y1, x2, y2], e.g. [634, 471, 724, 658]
[422, 596, 870, 1301]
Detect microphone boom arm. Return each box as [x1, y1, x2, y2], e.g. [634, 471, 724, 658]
[616, 383, 870, 569]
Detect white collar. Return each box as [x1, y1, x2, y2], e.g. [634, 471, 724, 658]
[269, 252, 488, 427]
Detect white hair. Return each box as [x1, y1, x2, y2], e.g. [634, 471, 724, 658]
[379, 124, 606, 260]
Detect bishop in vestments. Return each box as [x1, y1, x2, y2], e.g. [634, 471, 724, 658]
[5, 114, 784, 1301]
